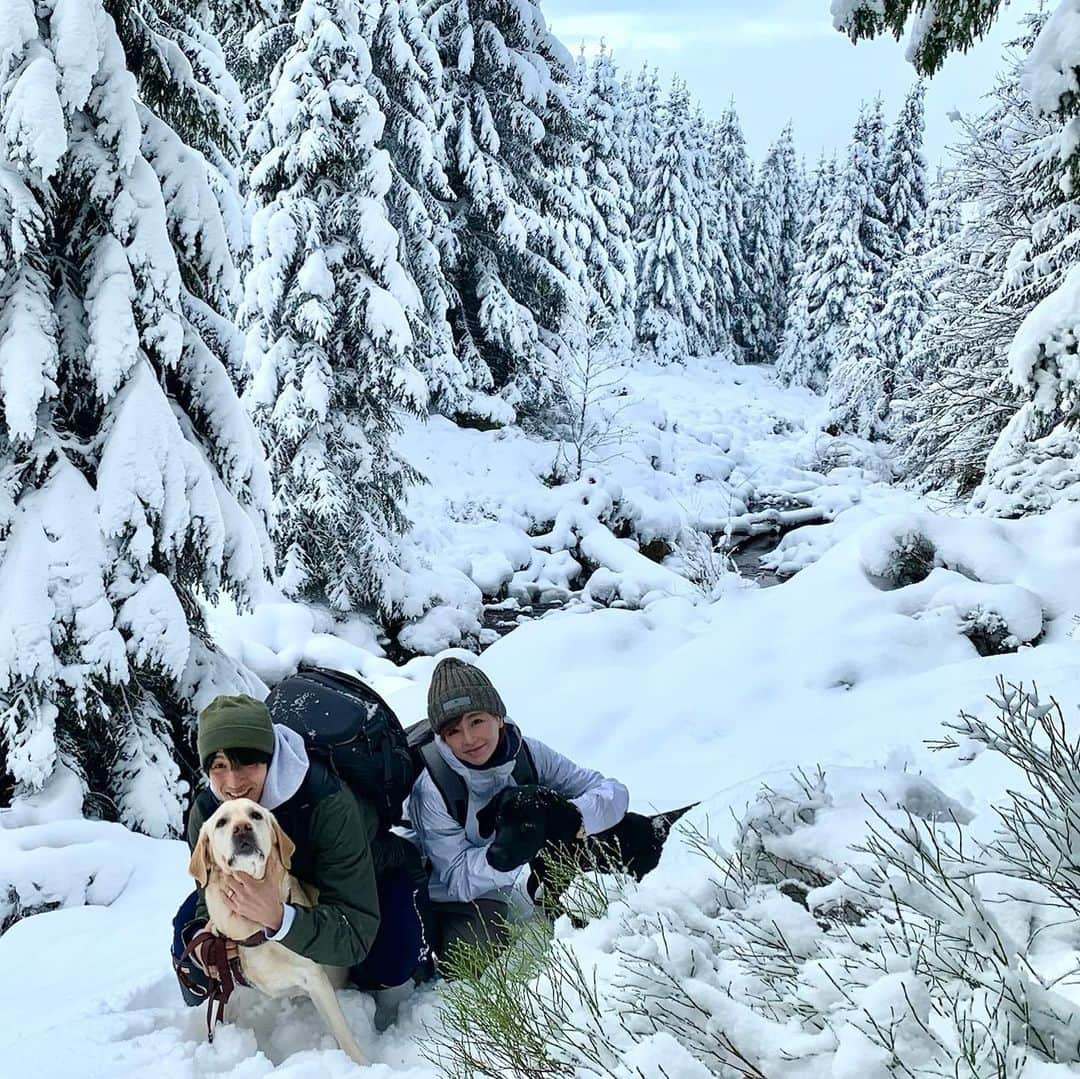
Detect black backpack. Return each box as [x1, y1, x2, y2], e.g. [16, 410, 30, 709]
[404, 719, 537, 827]
[265, 665, 419, 831]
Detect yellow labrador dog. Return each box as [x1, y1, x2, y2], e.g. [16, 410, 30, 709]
[188, 797, 367, 1065]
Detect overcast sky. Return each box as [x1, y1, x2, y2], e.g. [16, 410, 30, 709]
[544, 0, 1036, 168]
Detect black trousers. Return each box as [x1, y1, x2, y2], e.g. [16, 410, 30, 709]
[427, 898, 510, 971]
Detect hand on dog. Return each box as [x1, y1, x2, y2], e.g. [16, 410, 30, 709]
[222, 870, 285, 934]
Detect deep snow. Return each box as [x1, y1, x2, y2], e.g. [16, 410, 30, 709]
[3, 356, 1080, 1076]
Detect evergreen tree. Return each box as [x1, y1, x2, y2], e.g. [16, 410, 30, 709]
[624, 65, 662, 239]
[830, 83, 929, 437]
[778, 104, 883, 391]
[878, 245, 932, 388]
[880, 81, 929, 263]
[368, 0, 474, 415]
[836, 1, 1080, 511]
[775, 282, 813, 387]
[825, 286, 890, 440]
[635, 80, 714, 363]
[242, 0, 425, 615]
[853, 100, 894, 283]
[222, 1, 283, 120]
[423, 0, 587, 414]
[708, 102, 753, 355]
[896, 23, 1048, 494]
[802, 151, 837, 244]
[866, 95, 887, 171]
[576, 44, 636, 344]
[835, 1, 1010, 81]
[744, 124, 803, 364]
[0, 0, 272, 834]
[921, 166, 962, 249]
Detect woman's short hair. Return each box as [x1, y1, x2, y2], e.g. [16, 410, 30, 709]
[203, 746, 273, 774]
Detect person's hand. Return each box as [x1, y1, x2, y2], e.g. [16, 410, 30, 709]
[191, 934, 238, 979]
[222, 870, 285, 934]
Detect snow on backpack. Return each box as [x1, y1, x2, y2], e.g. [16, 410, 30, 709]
[265, 665, 418, 830]
[403, 720, 537, 827]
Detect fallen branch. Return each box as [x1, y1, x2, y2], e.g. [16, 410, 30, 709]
[723, 506, 830, 539]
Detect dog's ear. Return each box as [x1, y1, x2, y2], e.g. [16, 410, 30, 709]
[476, 791, 504, 839]
[549, 790, 585, 844]
[271, 817, 296, 871]
[188, 830, 213, 888]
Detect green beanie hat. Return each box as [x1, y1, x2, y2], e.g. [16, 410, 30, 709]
[197, 694, 275, 766]
[427, 658, 506, 734]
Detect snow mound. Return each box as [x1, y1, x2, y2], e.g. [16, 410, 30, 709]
[975, 412, 1080, 519]
[6, 499, 1080, 1074]
[372, 357, 908, 651]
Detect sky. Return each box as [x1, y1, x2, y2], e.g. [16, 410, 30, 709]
[543, 0, 1036, 168]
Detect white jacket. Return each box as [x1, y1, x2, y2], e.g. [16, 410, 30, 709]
[407, 722, 629, 903]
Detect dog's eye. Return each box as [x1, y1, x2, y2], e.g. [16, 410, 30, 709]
[249, 810, 263, 821]
[215, 818, 227, 829]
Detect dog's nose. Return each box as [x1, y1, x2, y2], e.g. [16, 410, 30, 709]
[234, 821, 253, 834]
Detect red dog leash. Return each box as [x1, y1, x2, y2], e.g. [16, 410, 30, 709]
[174, 929, 266, 1042]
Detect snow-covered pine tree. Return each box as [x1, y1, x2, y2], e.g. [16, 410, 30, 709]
[368, 0, 476, 416]
[547, 52, 603, 359]
[242, 0, 425, 616]
[834, 1, 1009, 81]
[708, 102, 753, 356]
[690, 101, 723, 351]
[835, 2, 1080, 514]
[221, 0, 281, 121]
[0, 0, 272, 834]
[777, 104, 882, 391]
[802, 151, 837, 244]
[833, 81, 929, 438]
[866, 94, 887, 168]
[635, 79, 714, 363]
[825, 286, 890, 439]
[240, 2, 470, 417]
[922, 166, 962, 249]
[744, 124, 803, 364]
[877, 242, 932, 391]
[974, 10, 1080, 513]
[775, 281, 813, 386]
[895, 22, 1047, 495]
[855, 98, 895, 284]
[879, 81, 928, 264]
[422, 0, 587, 415]
[575, 44, 636, 345]
[624, 64, 662, 240]
[777, 152, 836, 382]
[829, 239, 931, 442]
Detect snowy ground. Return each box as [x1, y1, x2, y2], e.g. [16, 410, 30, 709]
[4, 356, 1080, 1076]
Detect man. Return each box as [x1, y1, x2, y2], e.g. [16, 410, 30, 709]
[172, 695, 427, 1025]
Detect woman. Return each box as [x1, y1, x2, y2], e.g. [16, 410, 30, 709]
[408, 657, 629, 962]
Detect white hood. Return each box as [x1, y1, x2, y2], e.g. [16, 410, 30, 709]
[259, 724, 309, 810]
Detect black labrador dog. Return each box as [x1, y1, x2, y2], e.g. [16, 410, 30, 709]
[476, 785, 696, 918]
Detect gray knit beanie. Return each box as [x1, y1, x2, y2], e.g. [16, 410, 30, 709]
[427, 658, 506, 734]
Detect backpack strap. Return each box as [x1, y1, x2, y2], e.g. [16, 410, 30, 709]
[420, 739, 539, 828]
[420, 741, 470, 828]
[513, 739, 538, 787]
